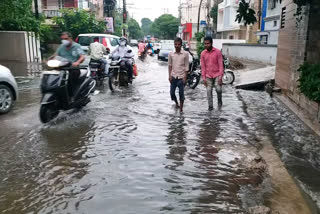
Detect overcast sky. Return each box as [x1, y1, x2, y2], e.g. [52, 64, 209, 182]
[118, 0, 180, 25]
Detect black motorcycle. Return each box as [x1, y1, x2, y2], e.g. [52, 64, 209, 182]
[108, 55, 135, 92]
[185, 49, 201, 89]
[89, 59, 106, 86]
[40, 56, 96, 123]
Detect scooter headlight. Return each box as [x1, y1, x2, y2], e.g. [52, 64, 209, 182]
[47, 60, 61, 68]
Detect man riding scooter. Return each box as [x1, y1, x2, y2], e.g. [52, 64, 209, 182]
[146, 41, 154, 55]
[88, 37, 109, 77]
[111, 37, 135, 83]
[49, 31, 85, 95]
[138, 40, 146, 60]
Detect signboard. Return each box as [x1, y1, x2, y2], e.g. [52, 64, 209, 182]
[200, 20, 207, 27]
[105, 17, 114, 33]
[178, 26, 184, 33]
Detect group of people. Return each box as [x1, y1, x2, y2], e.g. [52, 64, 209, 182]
[51, 32, 223, 113]
[169, 37, 223, 113]
[138, 40, 154, 55]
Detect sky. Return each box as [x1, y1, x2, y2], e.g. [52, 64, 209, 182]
[117, 0, 180, 25]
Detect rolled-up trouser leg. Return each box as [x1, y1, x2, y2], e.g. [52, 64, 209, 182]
[170, 78, 178, 102]
[177, 79, 185, 101]
[206, 78, 214, 108]
[215, 78, 222, 105]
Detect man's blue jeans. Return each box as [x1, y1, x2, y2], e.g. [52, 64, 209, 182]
[170, 77, 185, 102]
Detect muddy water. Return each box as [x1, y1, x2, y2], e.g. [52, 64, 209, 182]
[0, 55, 319, 213]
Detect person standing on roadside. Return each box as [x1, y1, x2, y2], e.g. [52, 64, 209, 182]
[168, 37, 189, 113]
[200, 36, 224, 111]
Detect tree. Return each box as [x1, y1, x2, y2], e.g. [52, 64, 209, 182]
[141, 18, 152, 35]
[235, 0, 257, 26]
[53, 9, 106, 38]
[210, 5, 218, 25]
[128, 18, 143, 39]
[0, 0, 41, 33]
[151, 14, 179, 39]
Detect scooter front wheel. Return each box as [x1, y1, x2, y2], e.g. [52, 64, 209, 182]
[222, 70, 235, 85]
[39, 104, 59, 123]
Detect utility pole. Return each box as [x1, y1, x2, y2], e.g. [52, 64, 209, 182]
[197, 0, 204, 33]
[34, 0, 39, 19]
[123, 0, 127, 36]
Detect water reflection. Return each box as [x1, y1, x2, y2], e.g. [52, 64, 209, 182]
[0, 120, 95, 213]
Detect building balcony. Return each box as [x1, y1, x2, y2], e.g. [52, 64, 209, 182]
[218, 0, 239, 9]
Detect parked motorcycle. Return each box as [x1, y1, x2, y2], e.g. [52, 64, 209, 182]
[186, 49, 201, 89]
[108, 55, 135, 92]
[39, 56, 96, 123]
[89, 59, 106, 86]
[222, 55, 235, 85]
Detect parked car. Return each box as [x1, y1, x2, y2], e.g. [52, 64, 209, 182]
[76, 33, 120, 54]
[130, 39, 138, 46]
[0, 65, 18, 114]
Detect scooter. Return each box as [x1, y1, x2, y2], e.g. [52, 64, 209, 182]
[147, 48, 153, 56]
[89, 58, 106, 86]
[222, 55, 235, 85]
[39, 56, 96, 123]
[108, 55, 136, 92]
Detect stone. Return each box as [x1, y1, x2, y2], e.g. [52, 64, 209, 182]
[248, 205, 271, 214]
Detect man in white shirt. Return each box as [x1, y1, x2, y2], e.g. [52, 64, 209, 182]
[88, 37, 109, 75]
[111, 37, 135, 82]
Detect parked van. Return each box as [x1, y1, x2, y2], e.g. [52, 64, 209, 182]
[75, 33, 120, 54]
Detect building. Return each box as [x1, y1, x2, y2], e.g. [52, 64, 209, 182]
[275, 0, 320, 132]
[38, 0, 102, 18]
[256, 0, 281, 44]
[179, 0, 215, 43]
[217, 0, 260, 42]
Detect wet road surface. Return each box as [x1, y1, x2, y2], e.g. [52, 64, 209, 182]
[1, 55, 320, 213]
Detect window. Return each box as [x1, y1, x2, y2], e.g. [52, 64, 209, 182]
[110, 38, 119, 46]
[274, 20, 277, 27]
[260, 35, 268, 44]
[229, 35, 234, 39]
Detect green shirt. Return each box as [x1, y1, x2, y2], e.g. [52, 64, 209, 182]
[56, 42, 84, 62]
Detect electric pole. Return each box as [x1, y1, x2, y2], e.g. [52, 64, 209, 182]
[197, 0, 204, 33]
[123, 0, 127, 37]
[34, 0, 39, 19]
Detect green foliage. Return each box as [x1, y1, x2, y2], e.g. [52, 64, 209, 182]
[151, 14, 179, 39]
[0, 0, 41, 33]
[210, 5, 218, 25]
[235, 0, 257, 26]
[113, 9, 123, 37]
[141, 18, 152, 35]
[298, 63, 320, 103]
[53, 9, 105, 38]
[128, 19, 143, 39]
[195, 32, 205, 57]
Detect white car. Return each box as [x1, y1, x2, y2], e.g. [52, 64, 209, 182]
[0, 65, 18, 114]
[76, 33, 121, 54]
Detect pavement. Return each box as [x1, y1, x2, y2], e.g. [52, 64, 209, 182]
[235, 66, 275, 90]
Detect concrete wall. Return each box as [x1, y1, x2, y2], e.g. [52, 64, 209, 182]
[275, 0, 320, 125]
[222, 43, 278, 65]
[212, 39, 246, 49]
[0, 31, 41, 62]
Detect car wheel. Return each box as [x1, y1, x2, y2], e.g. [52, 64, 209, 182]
[0, 84, 14, 114]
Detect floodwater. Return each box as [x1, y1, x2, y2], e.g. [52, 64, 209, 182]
[0, 53, 320, 213]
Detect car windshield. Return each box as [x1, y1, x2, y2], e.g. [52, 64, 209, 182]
[161, 44, 174, 50]
[110, 38, 119, 46]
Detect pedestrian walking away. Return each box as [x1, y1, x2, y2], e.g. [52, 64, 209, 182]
[168, 37, 189, 113]
[200, 36, 224, 111]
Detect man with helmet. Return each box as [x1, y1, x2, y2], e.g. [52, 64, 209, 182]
[111, 37, 135, 83]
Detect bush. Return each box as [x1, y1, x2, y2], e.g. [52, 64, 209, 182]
[298, 62, 320, 103]
[195, 32, 205, 57]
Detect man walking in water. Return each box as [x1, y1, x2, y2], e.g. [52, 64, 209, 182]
[201, 36, 224, 110]
[168, 37, 189, 113]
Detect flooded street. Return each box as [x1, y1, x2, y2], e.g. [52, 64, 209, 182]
[1, 53, 320, 213]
